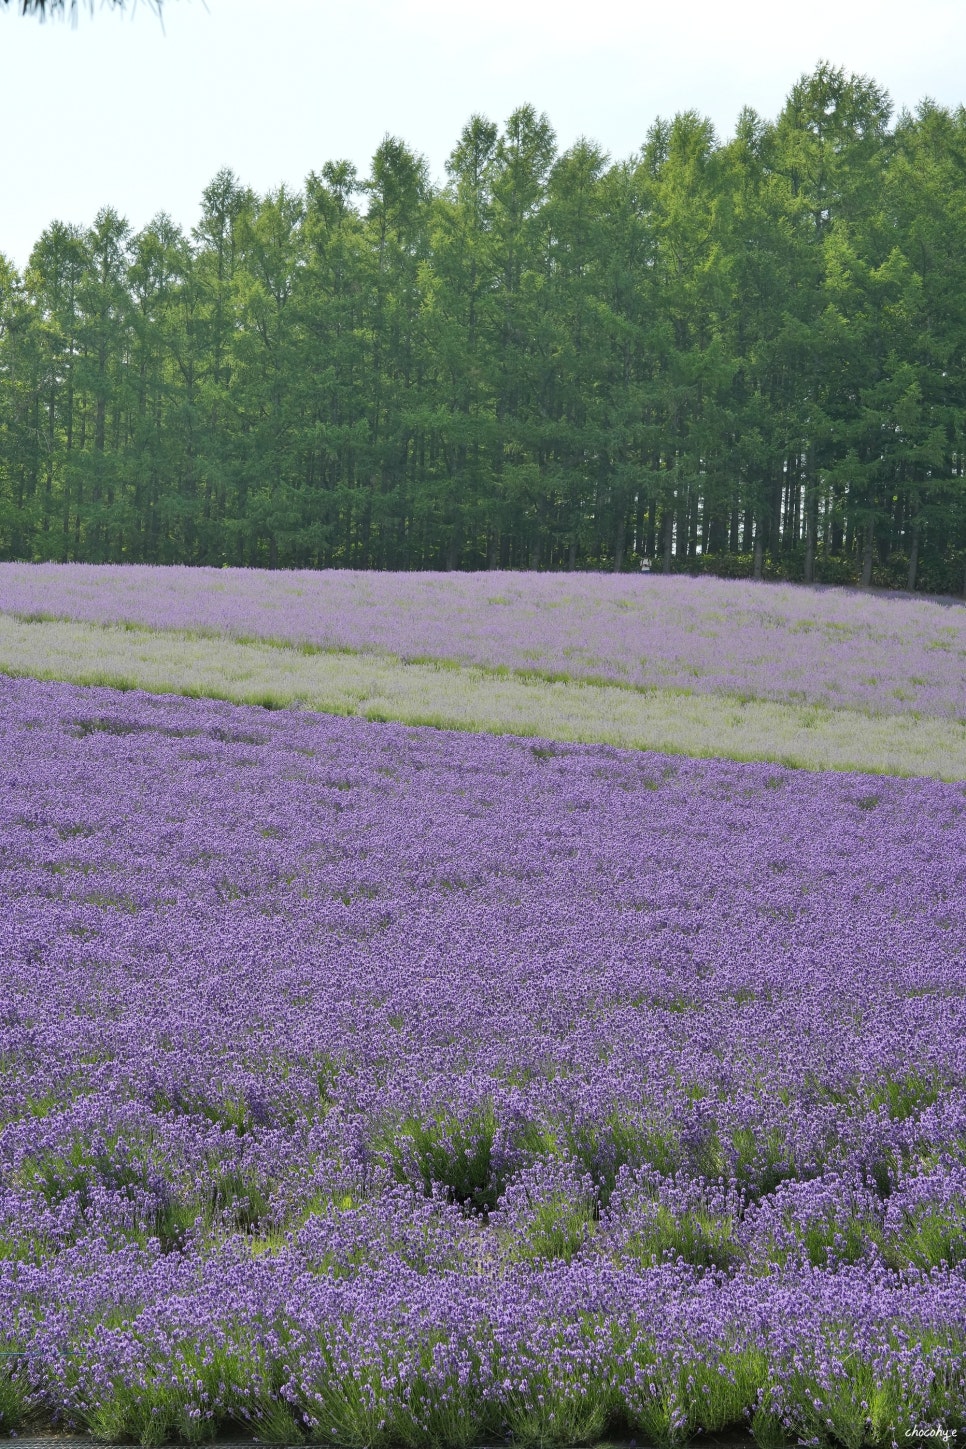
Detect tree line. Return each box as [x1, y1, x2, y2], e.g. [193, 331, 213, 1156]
[2, 65, 966, 592]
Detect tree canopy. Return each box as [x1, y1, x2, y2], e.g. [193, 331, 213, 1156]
[1, 67, 965, 592]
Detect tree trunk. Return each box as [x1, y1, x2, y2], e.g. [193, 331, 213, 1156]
[753, 524, 764, 581]
[662, 505, 674, 572]
[729, 506, 739, 553]
[613, 515, 625, 572]
[803, 451, 818, 584]
[906, 520, 919, 593]
[861, 518, 874, 588]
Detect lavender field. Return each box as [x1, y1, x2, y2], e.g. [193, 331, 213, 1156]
[2, 611, 964, 781]
[2, 671, 966, 1446]
[1, 563, 964, 719]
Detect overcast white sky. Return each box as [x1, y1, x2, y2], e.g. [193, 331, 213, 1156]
[2, 0, 963, 269]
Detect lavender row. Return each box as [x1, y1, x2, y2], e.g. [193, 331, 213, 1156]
[1, 562, 964, 719]
[6, 1231, 966, 1446]
[2, 675, 966, 1439]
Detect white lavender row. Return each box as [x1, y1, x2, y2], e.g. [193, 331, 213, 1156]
[3, 612, 964, 781]
[0, 563, 963, 719]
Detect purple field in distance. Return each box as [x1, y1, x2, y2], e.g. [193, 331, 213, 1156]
[2, 674, 966, 1444]
[0, 563, 964, 719]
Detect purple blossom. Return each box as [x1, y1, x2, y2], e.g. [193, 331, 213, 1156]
[0, 671, 965, 1438]
[0, 562, 963, 717]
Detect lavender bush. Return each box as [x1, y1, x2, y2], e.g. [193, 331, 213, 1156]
[0, 563, 963, 719]
[2, 673, 966, 1442]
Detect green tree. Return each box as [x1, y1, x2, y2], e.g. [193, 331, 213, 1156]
[126, 212, 201, 561]
[539, 138, 613, 566]
[0, 253, 42, 557]
[300, 160, 369, 566]
[423, 115, 501, 567]
[771, 64, 893, 582]
[72, 206, 133, 560]
[23, 220, 88, 557]
[230, 185, 306, 566]
[192, 168, 255, 560]
[361, 137, 431, 565]
[3, 78, 966, 592]
[645, 111, 734, 571]
[885, 101, 966, 591]
[488, 105, 557, 567]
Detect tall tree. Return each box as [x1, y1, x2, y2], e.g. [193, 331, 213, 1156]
[361, 137, 430, 565]
[488, 105, 557, 568]
[23, 221, 87, 556]
[193, 168, 254, 559]
[300, 161, 368, 567]
[230, 185, 305, 567]
[425, 115, 501, 567]
[127, 212, 199, 561]
[2, 74, 966, 589]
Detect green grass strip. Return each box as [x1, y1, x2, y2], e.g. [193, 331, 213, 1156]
[1, 613, 964, 779]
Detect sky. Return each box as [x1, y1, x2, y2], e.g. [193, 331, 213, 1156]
[2, 0, 964, 270]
